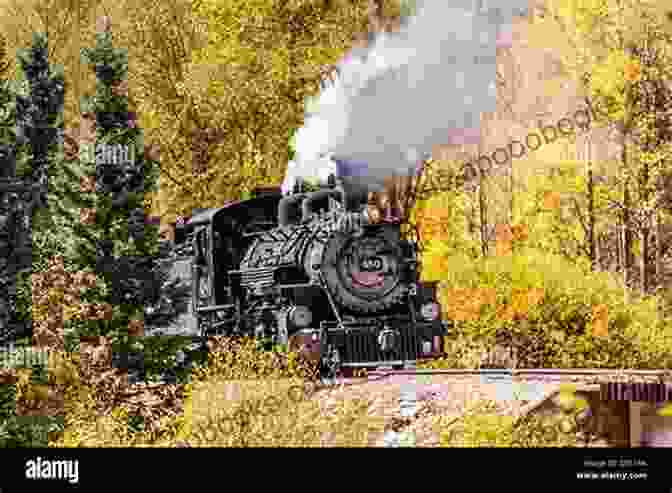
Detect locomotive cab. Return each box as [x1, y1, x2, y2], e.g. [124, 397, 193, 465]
[187, 190, 283, 336]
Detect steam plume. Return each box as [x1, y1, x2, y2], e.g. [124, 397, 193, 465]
[290, 0, 527, 193]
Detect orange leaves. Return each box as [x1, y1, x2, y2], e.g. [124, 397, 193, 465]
[495, 223, 513, 241]
[441, 286, 545, 323]
[495, 224, 513, 256]
[497, 288, 546, 321]
[591, 304, 609, 337]
[416, 205, 452, 241]
[494, 223, 529, 256]
[441, 287, 496, 321]
[623, 60, 642, 82]
[542, 191, 561, 210]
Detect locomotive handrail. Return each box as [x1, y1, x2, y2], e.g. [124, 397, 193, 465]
[318, 270, 345, 330]
[196, 304, 235, 314]
[277, 283, 315, 288]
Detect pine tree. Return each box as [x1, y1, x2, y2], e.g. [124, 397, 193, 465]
[73, 17, 192, 374]
[0, 33, 65, 345]
[0, 32, 17, 180]
[33, 17, 186, 366]
[14, 32, 65, 209]
[0, 32, 19, 344]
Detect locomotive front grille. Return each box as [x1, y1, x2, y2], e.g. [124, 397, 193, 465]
[329, 325, 422, 365]
[237, 268, 275, 288]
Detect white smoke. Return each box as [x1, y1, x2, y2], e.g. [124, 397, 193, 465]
[291, 0, 528, 191]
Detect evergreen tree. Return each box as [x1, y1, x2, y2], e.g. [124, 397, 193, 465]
[0, 33, 17, 180]
[32, 18, 187, 369]
[73, 18, 193, 379]
[0, 33, 19, 344]
[14, 32, 65, 209]
[0, 33, 64, 345]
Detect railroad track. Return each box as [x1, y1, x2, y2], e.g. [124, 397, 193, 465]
[325, 367, 672, 390]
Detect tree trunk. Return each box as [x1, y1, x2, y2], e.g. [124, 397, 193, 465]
[655, 211, 664, 317]
[622, 192, 631, 303]
[655, 211, 663, 288]
[478, 178, 488, 257]
[621, 45, 636, 301]
[619, 118, 634, 299]
[586, 138, 596, 270]
[641, 226, 649, 293]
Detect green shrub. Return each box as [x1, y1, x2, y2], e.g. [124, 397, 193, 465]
[0, 415, 65, 448]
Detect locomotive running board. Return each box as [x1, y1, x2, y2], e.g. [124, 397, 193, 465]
[340, 361, 418, 368]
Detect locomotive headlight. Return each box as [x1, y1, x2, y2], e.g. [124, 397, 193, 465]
[420, 302, 440, 321]
[288, 306, 313, 328]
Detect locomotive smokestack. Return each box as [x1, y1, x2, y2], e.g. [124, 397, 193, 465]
[333, 158, 374, 212]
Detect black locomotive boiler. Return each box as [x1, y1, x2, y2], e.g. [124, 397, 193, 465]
[179, 179, 446, 375]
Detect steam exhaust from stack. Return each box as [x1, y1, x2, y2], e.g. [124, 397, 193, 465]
[289, 0, 528, 210]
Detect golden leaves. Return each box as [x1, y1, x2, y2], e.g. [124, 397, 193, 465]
[591, 304, 609, 337]
[511, 224, 529, 242]
[0, 32, 10, 78]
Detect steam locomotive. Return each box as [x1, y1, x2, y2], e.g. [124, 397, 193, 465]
[176, 175, 446, 376]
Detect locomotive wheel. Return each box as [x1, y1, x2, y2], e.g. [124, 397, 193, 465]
[320, 230, 406, 314]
